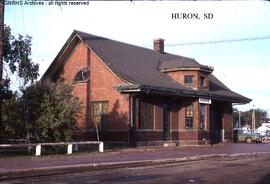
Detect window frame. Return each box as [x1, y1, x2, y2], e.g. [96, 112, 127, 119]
[74, 69, 89, 82]
[200, 104, 206, 130]
[200, 76, 205, 87]
[185, 104, 194, 129]
[139, 100, 154, 130]
[184, 75, 194, 85]
[90, 101, 109, 129]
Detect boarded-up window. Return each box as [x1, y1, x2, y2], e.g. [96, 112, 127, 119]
[185, 104, 194, 129]
[90, 101, 109, 129]
[139, 100, 154, 129]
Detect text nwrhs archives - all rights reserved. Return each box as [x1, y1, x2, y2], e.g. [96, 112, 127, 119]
[5, 0, 90, 6]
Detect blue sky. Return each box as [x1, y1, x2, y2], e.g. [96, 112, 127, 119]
[4, 1, 270, 115]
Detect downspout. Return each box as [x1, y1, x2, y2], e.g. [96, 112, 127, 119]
[87, 48, 99, 141]
[86, 47, 91, 136]
[130, 95, 134, 128]
[129, 95, 135, 145]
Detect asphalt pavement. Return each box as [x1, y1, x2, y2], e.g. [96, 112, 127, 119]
[0, 143, 270, 179]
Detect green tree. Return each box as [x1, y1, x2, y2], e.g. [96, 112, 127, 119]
[1, 25, 39, 141]
[1, 26, 81, 144]
[1, 92, 25, 141]
[3, 25, 39, 85]
[233, 108, 268, 128]
[24, 81, 81, 142]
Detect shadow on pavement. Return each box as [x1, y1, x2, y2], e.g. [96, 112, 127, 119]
[257, 172, 270, 184]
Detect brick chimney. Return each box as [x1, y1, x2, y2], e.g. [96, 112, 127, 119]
[153, 38, 165, 54]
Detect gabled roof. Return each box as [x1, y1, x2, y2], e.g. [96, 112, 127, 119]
[42, 30, 251, 104]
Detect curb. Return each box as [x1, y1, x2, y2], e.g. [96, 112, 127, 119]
[0, 152, 270, 180]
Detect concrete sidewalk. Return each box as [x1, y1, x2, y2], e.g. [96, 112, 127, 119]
[0, 143, 270, 179]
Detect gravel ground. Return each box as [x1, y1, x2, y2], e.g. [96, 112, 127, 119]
[0, 143, 269, 174]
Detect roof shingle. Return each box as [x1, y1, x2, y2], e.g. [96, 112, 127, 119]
[43, 30, 251, 104]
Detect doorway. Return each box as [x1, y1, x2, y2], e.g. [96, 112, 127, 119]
[210, 103, 222, 144]
[163, 104, 171, 141]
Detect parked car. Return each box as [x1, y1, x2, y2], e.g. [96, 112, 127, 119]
[233, 129, 262, 143]
[262, 132, 270, 143]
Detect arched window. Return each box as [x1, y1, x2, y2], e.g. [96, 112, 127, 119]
[74, 69, 89, 82]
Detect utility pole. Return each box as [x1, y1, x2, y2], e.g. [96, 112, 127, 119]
[238, 111, 241, 128]
[252, 105, 256, 131]
[0, 0, 4, 86]
[0, 0, 4, 142]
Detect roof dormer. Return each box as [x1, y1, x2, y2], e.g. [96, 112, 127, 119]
[159, 58, 213, 90]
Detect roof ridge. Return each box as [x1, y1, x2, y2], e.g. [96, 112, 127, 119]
[73, 30, 193, 59]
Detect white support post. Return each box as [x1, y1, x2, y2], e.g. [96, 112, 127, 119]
[36, 144, 41, 156]
[99, 142, 104, 153]
[67, 144, 73, 154]
[221, 129, 225, 142]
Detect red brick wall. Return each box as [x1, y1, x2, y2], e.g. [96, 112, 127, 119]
[56, 41, 89, 129]
[52, 38, 230, 144]
[59, 42, 88, 80]
[55, 41, 130, 131]
[134, 97, 212, 143]
[132, 96, 230, 144]
[171, 103, 180, 130]
[223, 103, 233, 140]
[177, 100, 210, 142]
[166, 70, 198, 89]
[165, 70, 209, 90]
[154, 102, 163, 130]
[179, 131, 198, 140]
[89, 49, 130, 129]
[48, 34, 233, 145]
[161, 69, 212, 142]
[133, 131, 163, 142]
[73, 83, 88, 129]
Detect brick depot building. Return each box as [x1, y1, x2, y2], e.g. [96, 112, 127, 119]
[42, 30, 250, 146]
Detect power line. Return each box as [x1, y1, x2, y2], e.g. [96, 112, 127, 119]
[166, 35, 270, 46]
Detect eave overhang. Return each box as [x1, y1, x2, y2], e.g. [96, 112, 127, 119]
[116, 84, 251, 104]
[158, 58, 214, 74]
[160, 66, 214, 73]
